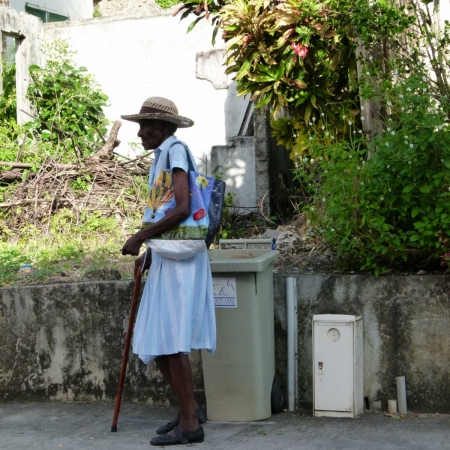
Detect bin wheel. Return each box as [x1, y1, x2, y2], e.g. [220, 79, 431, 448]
[271, 374, 285, 414]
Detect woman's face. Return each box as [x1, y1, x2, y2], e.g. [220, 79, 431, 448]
[137, 120, 169, 150]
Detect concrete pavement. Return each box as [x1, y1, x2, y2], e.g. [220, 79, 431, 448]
[1, 402, 449, 450]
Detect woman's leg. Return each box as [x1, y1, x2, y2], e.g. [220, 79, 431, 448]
[154, 355, 173, 388]
[155, 354, 201, 410]
[165, 352, 199, 433]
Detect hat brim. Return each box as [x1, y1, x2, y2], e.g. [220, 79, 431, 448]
[120, 112, 194, 128]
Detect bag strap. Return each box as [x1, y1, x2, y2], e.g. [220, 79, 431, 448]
[167, 139, 197, 172]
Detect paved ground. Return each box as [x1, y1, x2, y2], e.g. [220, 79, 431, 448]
[1, 403, 449, 450]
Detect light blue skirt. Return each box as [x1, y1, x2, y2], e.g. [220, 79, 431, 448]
[132, 249, 216, 364]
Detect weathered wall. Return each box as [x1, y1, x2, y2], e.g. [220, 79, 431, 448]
[93, 0, 161, 17]
[0, 6, 45, 123]
[43, 13, 250, 172]
[210, 107, 271, 211]
[9, 0, 93, 19]
[274, 273, 450, 414]
[0, 280, 204, 405]
[2, 274, 450, 414]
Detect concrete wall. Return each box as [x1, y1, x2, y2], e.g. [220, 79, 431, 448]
[43, 13, 250, 171]
[0, 6, 44, 123]
[0, 280, 205, 405]
[274, 273, 450, 414]
[9, 0, 93, 20]
[210, 107, 271, 210]
[1, 274, 450, 413]
[93, 0, 162, 18]
[211, 137, 256, 209]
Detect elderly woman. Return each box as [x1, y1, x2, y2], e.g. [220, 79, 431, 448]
[121, 97, 216, 446]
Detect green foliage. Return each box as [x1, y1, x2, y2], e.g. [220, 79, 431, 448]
[177, 0, 450, 272]
[70, 174, 92, 191]
[0, 40, 109, 170]
[219, 192, 238, 239]
[0, 61, 17, 124]
[220, 0, 357, 123]
[0, 62, 23, 167]
[300, 60, 450, 273]
[0, 247, 31, 285]
[0, 242, 136, 286]
[156, 0, 180, 9]
[37, 243, 85, 263]
[93, 5, 102, 17]
[0, 123, 23, 164]
[290, 1, 450, 273]
[46, 209, 121, 240]
[177, 0, 412, 126]
[25, 40, 109, 161]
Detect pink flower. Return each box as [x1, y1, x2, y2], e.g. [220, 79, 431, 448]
[291, 42, 308, 58]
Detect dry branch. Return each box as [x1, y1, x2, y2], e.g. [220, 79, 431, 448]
[0, 199, 52, 208]
[88, 120, 122, 162]
[0, 161, 78, 170]
[0, 170, 22, 182]
[0, 117, 152, 244]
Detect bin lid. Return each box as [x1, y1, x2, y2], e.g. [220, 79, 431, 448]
[208, 249, 280, 272]
[313, 314, 362, 323]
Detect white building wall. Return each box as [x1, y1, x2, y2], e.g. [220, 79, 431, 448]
[9, 0, 93, 20]
[44, 12, 249, 174]
[0, 6, 45, 123]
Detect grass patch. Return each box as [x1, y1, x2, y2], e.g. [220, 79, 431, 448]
[0, 240, 136, 287]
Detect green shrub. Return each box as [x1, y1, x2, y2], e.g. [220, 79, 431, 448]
[155, 0, 180, 8]
[300, 61, 450, 273]
[0, 61, 17, 124]
[25, 40, 109, 161]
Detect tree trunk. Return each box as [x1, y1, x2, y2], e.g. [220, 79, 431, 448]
[355, 39, 384, 146]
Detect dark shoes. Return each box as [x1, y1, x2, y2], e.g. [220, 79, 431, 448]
[150, 426, 205, 446]
[156, 407, 207, 435]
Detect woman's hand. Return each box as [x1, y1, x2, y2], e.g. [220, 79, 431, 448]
[121, 232, 145, 256]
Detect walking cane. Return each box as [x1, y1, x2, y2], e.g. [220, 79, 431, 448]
[111, 264, 142, 432]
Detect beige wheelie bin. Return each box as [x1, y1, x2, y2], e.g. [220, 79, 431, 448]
[202, 239, 280, 421]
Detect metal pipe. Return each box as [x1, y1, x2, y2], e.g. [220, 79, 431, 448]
[286, 277, 298, 411]
[396, 376, 407, 414]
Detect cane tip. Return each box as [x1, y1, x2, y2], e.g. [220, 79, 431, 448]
[111, 425, 118, 432]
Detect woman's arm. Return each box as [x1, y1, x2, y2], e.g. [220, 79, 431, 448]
[121, 168, 190, 256]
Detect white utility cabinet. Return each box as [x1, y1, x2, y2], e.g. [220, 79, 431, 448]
[313, 314, 364, 418]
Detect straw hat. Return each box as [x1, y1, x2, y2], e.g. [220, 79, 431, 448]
[121, 96, 194, 128]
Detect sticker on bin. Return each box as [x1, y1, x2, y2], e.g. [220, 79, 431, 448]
[212, 278, 237, 308]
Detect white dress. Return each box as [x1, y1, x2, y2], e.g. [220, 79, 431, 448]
[132, 135, 217, 363]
